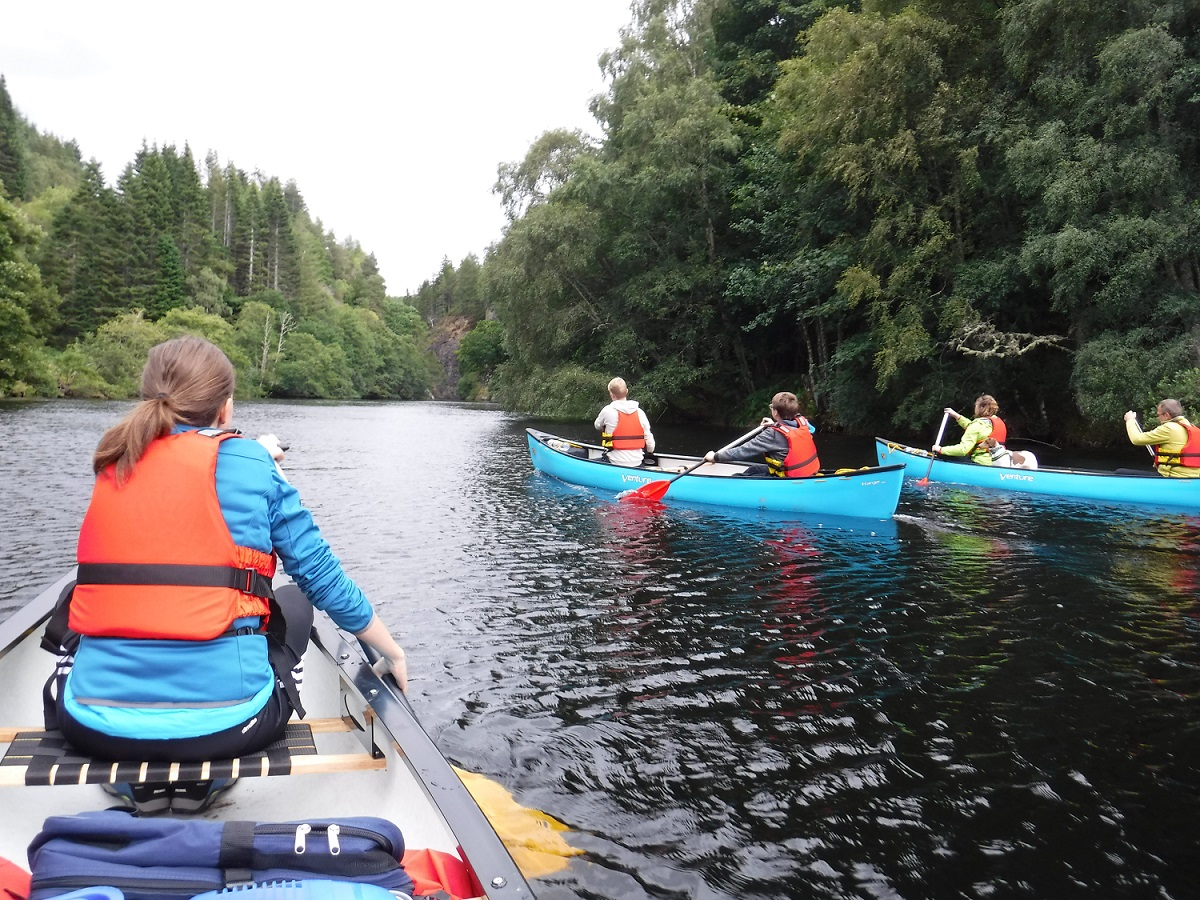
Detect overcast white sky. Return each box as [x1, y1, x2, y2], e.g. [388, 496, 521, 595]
[1, 1, 633, 296]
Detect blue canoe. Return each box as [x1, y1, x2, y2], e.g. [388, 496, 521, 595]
[527, 429, 904, 519]
[876, 437, 1200, 511]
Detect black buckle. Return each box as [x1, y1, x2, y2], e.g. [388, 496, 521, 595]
[241, 569, 255, 593]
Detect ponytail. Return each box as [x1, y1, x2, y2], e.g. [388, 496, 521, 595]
[92, 337, 236, 483]
[93, 397, 178, 482]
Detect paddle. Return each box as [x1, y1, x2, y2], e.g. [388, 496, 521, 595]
[1007, 436, 1060, 450]
[359, 640, 580, 878]
[617, 424, 768, 503]
[916, 412, 950, 486]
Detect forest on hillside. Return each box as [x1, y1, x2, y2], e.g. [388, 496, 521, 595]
[4, 0, 1200, 445]
[0, 76, 439, 402]
[409, 0, 1200, 445]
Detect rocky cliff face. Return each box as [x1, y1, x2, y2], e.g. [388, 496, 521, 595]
[427, 315, 472, 400]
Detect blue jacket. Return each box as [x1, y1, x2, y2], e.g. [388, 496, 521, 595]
[63, 428, 374, 740]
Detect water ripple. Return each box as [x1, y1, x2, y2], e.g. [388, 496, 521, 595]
[3, 402, 1199, 899]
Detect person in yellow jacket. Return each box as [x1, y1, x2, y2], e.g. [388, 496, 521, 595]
[933, 395, 1003, 465]
[1124, 398, 1200, 478]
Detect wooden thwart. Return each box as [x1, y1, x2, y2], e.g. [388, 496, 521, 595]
[0, 716, 384, 788]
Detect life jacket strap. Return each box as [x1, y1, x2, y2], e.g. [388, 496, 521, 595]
[783, 452, 819, 474]
[75, 563, 276, 601]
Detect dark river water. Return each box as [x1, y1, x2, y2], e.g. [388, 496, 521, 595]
[2, 400, 1198, 900]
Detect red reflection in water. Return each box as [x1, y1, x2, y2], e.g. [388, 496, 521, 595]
[759, 529, 835, 714]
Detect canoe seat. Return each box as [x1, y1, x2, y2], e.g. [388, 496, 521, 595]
[0, 716, 386, 788]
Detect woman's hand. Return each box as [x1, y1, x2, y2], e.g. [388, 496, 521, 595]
[256, 433, 287, 462]
[357, 614, 408, 694]
[371, 650, 408, 693]
[704, 451, 716, 463]
[943, 407, 959, 419]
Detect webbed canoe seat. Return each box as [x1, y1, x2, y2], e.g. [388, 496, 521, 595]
[0, 714, 386, 788]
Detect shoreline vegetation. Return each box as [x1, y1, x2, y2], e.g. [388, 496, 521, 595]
[4, 1, 1200, 449]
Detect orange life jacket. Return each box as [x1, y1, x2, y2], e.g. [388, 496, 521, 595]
[988, 416, 1007, 445]
[970, 415, 1007, 455]
[1154, 419, 1200, 469]
[72, 430, 276, 641]
[602, 409, 645, 451]
[766, 419, 820, 478]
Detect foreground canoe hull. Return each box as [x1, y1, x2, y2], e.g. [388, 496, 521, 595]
[0, 572, 533, 899]
[876, 437, 1200, 510]
[527, 429, 903, 519]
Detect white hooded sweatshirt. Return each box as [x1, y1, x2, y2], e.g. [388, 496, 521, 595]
[594, 399, 655, 467]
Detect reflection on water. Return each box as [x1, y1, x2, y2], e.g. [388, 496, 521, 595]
[3, 401, 1199, 899]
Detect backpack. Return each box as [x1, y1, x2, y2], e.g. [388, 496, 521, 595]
[27, 811, 414, 900]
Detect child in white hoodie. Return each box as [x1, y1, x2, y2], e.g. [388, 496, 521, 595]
[594, 377, 656, 466]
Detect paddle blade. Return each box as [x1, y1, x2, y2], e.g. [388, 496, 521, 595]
[617, 480, 671, 503]
[915, 461, 936, 486]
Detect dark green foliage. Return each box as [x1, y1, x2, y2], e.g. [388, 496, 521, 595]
[709, 0, 846, 108]
[0, 76, 30, 201]
[462, 0, 1200, 444]
[271, 332, 355, 399]
[457, 319, 508, 399]
[150, 236, 187, 319]
[0, 82, 437, 401]
[0, 192, 54, 393]
[10, 0, 1200, 433]
[1071, 329, 1196, 425]
[40, 163, 128, 341]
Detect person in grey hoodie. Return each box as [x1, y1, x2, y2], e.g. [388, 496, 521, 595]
[594, 377, 656, 466]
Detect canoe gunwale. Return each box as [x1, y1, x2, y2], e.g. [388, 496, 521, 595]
[326, 620, 534, 899]
[528, 429, 905, 479]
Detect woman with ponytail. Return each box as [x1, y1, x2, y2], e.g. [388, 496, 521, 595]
[57, 336, 408, 813]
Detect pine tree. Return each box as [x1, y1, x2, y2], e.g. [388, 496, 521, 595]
[149, 235, 187, 319]
[119, 146, 177, 310]
[42, 163, 128, 340]
[260, 178, 299, 297]
[164, 144, 212, 276]
[0, 76, 30, 200]
[231, 176, 263, 296]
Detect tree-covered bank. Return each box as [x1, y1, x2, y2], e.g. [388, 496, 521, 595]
[0, 75, 439, 403]
[413, 0, 1200, 446]
[6, 0, 1200, 447]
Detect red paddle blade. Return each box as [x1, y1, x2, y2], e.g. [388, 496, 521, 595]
[916, 455, 936, 486]
[617, 480, 671, 503]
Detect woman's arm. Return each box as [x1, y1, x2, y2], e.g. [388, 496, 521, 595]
[356, 614, 408, 693]
[938, 419, 990, 457]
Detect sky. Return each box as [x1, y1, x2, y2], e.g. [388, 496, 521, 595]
[1, 0, 634, 296]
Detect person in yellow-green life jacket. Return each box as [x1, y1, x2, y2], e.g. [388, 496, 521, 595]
[933, 394, 1006, 466]
[1124, 398, 1200, 478]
